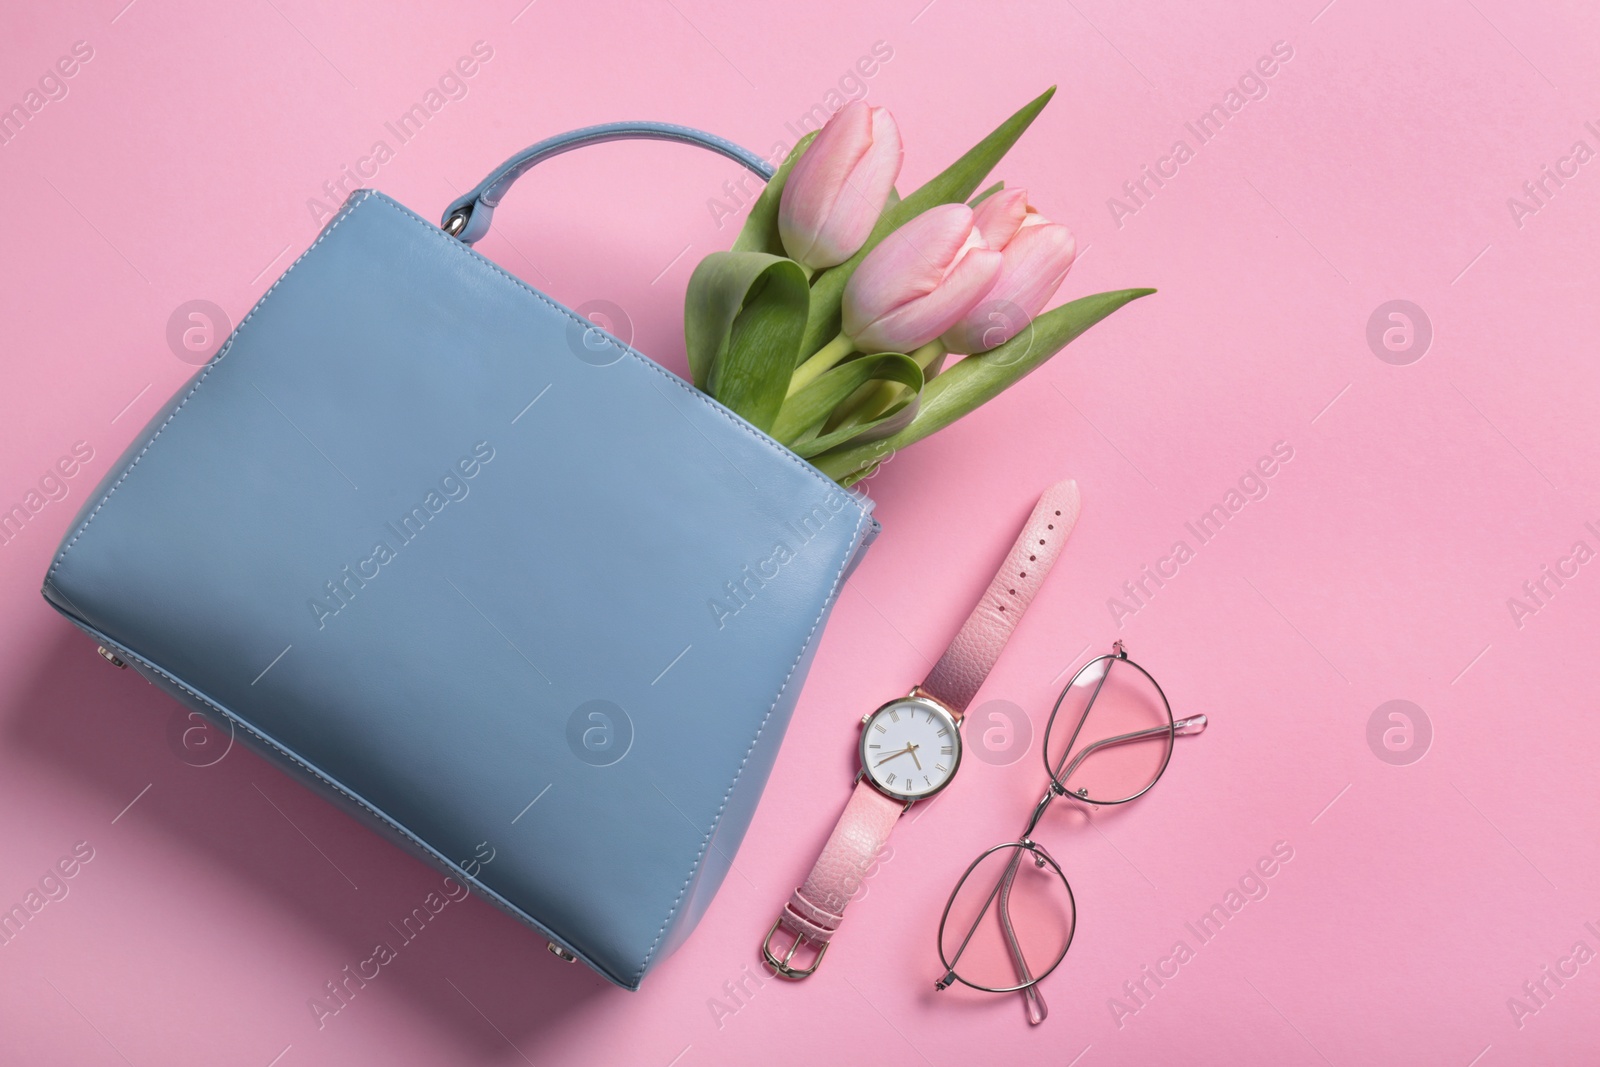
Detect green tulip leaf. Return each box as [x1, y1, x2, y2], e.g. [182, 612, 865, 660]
[803, 385, 928, 456]
[801, 87, 1057, 355]
[794, 396, 919, 458]
[811, 287, 1155, 483]
[731, 133, 816, 256]
[684, 251, 810, 431]
[825, 344, 947, 435]
[770, 352, 923, 451]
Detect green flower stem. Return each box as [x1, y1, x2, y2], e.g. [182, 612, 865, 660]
[912, 339, 945, 366]
[786, 333, 855, 397]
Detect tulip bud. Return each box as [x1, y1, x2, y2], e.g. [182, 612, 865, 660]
[778, 101, 904, 271]
[841, 203, 1003, 355]
[942, 191, 1075, 354]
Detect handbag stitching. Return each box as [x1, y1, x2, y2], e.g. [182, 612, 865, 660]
[366, 192, 862, 503]
[38, 188, 616, 974]
[635, 503, 868, 983]
[49, 187, 868, 582]
[45, 185, 875, 980]
[66, 622, 616, 983]
[349, 195, 877, 981]
[44, 189, 381, 585]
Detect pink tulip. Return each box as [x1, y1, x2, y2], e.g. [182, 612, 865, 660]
[778, 101, 904, 271]
[841, 203, 1003, 354]
[942, 191, 1076, 354]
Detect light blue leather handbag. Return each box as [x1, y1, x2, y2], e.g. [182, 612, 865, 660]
[41, 124, 878, 989]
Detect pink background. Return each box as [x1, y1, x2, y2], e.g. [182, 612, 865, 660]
[3, 0, 1598, 1063]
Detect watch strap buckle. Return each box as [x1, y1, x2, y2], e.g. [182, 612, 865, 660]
[762, 918, 828, 979]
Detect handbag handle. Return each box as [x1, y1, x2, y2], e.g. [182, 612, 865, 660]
[442, 121, 776, 246]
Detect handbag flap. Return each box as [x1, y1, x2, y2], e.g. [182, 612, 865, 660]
[43, 189, 876, 988]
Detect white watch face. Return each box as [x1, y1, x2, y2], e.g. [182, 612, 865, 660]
[860, 697, 962, 801]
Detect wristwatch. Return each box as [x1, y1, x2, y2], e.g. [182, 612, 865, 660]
[762, 479, 1081, 978]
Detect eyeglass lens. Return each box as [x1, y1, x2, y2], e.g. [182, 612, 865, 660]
[1045, 654, 1173, 804]
[940, 843, 1075, 992]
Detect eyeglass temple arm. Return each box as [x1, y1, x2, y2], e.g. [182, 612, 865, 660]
[1024, 715, 1208, 836]
[1052, 714, 1208, 793]
[935, 843, 1052, 1021]
[997, 850, 1049, 1026]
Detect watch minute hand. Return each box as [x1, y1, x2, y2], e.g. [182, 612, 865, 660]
[875, 744, 913, 766]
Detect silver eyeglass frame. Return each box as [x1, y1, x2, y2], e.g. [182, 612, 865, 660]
[935, 641, 1208, 1022]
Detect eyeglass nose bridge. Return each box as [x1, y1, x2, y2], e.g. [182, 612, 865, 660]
[1022, 790, 1057, 838]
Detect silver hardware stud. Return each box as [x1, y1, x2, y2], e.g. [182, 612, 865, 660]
[97, 646, 128, 669]
[547, 942, 577, 963]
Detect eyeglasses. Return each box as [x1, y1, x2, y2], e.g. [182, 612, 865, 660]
[934, 641, 1207, 1024]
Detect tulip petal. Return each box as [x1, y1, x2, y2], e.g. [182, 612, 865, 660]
[779, 102, 871, 267]
[996, 222, 1077, 313]
[842, 203, 977, 338]
[778, 102, 903, 270]
[942, 221, 1076, 353]
[853, 245, 1002, 354]
[830, 107, 902, 255]
[733, 132, 817, 256]
[971, 188, 1033, 247]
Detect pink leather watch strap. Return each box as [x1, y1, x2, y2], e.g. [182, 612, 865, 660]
[774, 780, 902, 946]
[763, 479, 1081, 979]
[921, 479, 1081, 715]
